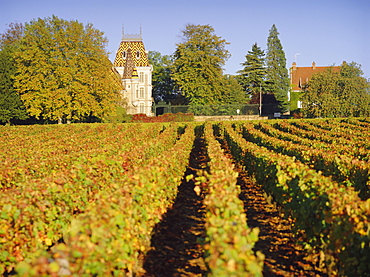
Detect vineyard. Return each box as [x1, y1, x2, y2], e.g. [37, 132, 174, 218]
[0, 118, 369, 276]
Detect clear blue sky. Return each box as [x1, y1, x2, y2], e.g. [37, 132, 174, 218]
[1, 0, 369, 78]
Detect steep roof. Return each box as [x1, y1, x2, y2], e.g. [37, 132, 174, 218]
[122, 49, 136, 79]
[113, 34, 150, 68]
[290, 62, 341, 91]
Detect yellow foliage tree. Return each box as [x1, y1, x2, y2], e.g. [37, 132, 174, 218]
[13, 15, 123, 123]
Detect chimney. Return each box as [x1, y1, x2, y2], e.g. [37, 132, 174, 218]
[292, 62, 297, 70]
[312, 61, 316, 69]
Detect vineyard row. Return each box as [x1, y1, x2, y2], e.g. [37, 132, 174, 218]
[0, 118, 369, 276]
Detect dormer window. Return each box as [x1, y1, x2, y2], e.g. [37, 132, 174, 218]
[136, 51, 140, 59]
[123, 51, 127, 59]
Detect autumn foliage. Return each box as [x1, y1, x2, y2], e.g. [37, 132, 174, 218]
[131, 112, 194, 123]
[0, 118, 369, 276]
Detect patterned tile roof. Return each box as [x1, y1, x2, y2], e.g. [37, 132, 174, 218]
[122, 49, 135, 79]
[114, 40, 150, 68]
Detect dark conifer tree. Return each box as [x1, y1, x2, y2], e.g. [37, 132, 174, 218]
[238, 43, 266, 103]
[265, 24, 290, 112]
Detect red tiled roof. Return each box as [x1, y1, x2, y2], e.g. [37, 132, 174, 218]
[290, 62, 341, 91]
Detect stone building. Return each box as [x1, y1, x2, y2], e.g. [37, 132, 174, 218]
[113, 30, 153, 116]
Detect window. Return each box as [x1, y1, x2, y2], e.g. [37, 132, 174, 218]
[123, 51, 127, 59]
[139, 103, 145, 113]
[139, 72, 144, 83]
[139, 87, 144, 98]
[136, 51, 140, 59]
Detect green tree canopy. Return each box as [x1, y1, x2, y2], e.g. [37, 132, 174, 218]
[13, 15, 122, 123]
[0, 23, 28, 124]
[222, 75, 247, 104]
[265, 24, 290, 112]
[301, 62, 370, 118]
[148, 51, 181, 103]
[172, 24, 230, 105]
[238, 43, 266, 102]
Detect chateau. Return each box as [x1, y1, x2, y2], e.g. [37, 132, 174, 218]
[113, 30, 153, 116]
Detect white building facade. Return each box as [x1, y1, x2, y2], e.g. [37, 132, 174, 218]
[114, 32, 153, 116]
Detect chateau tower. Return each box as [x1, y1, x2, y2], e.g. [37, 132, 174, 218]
[114, 29, 153, 116]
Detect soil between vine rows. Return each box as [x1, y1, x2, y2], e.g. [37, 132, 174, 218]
[142, 137, 327, 277]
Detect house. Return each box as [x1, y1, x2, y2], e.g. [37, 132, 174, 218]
[289, 61, 342, 109]
[113, 30, 153, 116]
[290, 61, 342, 92]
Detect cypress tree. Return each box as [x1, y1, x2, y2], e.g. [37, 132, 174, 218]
[265, 24, 290, 112]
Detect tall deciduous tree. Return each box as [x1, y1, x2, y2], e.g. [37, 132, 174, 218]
[0, 23, 28, 124]
[265, 24, 290, 112]
[148, 51, 180, 103]
[13, 15, 122, 123]
[172, 24, 230, 105]
[238, 43, 266, 103]
[302, 62, 370, 118]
